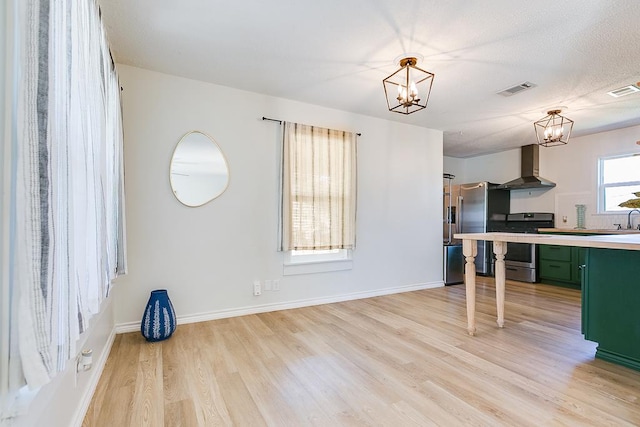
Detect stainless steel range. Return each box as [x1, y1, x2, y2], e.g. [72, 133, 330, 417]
[488, 212, 555, 282]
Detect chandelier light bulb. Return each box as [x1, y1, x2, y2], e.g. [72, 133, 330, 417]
[396, 81, 420, 107]
[397, 85, 407, 103]
[543, 125, 564, 143]
[410, 81, 418, 98]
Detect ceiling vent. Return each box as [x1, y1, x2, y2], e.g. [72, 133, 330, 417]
[497, 81, 537, 97]
[607, 84, 640, 98]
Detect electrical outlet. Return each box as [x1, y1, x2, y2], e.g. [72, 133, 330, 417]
[80, 349, 93, 371]
[264, 280, 273, 291]
[253, 280, 262, 296]
[272, 279, 280, 291]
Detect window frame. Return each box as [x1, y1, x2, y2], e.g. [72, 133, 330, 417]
[598, 152, 640, 213]
[1, 0, 15, 413]
[286, 248, 351, 265]
[283, 249, 353, 276]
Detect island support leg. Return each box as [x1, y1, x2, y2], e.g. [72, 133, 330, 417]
[462, 239, 478, 336]
[493, 241, 507, 328]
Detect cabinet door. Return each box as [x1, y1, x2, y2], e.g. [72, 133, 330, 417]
[540, 245, 572, 262]
[583, 248, 640, 369]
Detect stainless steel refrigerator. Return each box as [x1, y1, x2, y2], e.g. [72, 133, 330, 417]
[457, 182, 510, 274]
[443, 174, 463, 285]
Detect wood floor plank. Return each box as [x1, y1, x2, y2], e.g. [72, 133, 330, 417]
[264, 333, 376, 425]
[84, 278, 640, 426]
[214, 371, 268, 427]
[183, 348, 233, 425]
[164, 399, 199, 427]
[131, 343, 164, 426]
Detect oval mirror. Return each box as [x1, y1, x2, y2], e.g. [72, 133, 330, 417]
[170, 131, 229, 207]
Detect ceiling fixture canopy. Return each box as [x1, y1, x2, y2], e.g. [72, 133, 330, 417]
[533, 108, 574, 147]
[383, 57, 434, 115]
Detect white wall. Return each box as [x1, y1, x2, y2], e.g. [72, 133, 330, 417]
[443, 156, 466, 185]
[10, 300, 115, 427]
[113, 65, 444, 327]
[542, 125, 640, 229]
[447, 124, 640, 228]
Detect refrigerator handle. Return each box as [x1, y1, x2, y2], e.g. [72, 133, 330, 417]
[460, 183, 484, 191]
[457, 196, 463, 234]
[447, 205, 453, 244]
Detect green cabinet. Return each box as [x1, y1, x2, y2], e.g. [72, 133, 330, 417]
[582, 248, 640, 371]
[539, 244, 586, 288]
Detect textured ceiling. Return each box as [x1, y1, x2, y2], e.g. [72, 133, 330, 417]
[98, 0, 640, 157]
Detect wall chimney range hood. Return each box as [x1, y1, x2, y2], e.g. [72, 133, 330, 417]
[496, 144, 556, 190]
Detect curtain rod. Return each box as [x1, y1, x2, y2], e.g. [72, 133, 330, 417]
[261, 117, 361, 136]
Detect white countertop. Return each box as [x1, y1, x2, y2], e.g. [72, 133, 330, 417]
[538, 228, 640, 235]
[453, 232, 640, 251]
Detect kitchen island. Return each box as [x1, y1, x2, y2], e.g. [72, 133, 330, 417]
[454, 231, 640, 371]
[536, 228, 640, 288]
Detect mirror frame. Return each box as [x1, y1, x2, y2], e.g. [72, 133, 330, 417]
[169, 130, 230, 207]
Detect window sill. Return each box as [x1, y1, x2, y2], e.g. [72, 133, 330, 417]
[283, 259, 353, 276]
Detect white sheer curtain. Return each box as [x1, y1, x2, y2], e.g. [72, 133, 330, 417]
[280, 122, 357, 251]
[3, 0, 126, 403]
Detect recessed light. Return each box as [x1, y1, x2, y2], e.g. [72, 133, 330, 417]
[607, 85, 640, 98]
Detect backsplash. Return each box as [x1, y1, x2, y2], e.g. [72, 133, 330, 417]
[554, 191, 638, 230]
[588, 214, 635, 230]
[556, 210, 634, 230]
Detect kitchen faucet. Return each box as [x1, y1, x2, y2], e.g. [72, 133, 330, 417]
[626, 209, 640, 230]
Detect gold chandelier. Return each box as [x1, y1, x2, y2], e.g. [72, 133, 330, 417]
[533, 108, 574, 147]
[383, 57, 435, 115]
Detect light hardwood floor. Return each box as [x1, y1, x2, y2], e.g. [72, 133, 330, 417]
[83, 278, 640, 426]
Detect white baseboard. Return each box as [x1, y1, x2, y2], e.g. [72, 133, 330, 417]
[71, 327, 116, 427]
[116, 280, 444, 334]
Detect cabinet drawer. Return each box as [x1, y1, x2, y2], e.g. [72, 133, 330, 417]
[540, 260, 572, 281]
[540, 245, 572, 262]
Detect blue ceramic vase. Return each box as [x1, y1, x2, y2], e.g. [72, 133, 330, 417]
[141, 289, 176, 342]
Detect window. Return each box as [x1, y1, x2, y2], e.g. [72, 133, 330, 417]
[599, 153, 640, 212]
[279, 122, 357, 272]
[2, 0, 126, 416]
